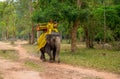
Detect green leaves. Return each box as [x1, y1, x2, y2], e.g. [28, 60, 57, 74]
[93, 5, 120, 41]
[0, 0, 120, 45]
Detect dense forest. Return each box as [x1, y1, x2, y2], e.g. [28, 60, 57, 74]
[0, 0, 120, 52]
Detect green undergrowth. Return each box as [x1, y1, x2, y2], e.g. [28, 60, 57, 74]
[24, 59, 44, 71]
[0, 50, 19, 61]
[61, 48, 120, 74]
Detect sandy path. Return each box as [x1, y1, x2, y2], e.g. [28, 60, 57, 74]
[0, 41, 120, 79]
[0, 41, 42, 79]
[0, 58, 41, 79]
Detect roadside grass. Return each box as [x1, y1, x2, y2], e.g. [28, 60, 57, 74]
[24, 59, 44, 71]
[22, 44, 39, 57]
[22, 44, 120, 74]
[21, 44, 45, 72]
[61, 48, 120, 74]
[0, 50, 19, 61]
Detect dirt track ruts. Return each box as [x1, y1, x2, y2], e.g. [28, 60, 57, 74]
[0, 41, 120, 79]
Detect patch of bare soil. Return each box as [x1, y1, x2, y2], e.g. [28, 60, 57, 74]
[0, 41, 120, 79]
[0, 41, 41, 79]
[39, 62, 120, 79]
[0, 58, 41, 79]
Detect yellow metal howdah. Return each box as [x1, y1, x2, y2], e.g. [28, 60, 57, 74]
[37, 22, 59, 50]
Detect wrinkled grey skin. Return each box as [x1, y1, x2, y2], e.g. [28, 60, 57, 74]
[40, 33, 61, 63]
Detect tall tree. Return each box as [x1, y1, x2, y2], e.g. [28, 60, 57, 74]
[29, 0, 35, 44]
[0, 0, 17, 40]
[15, 0, 35, 43]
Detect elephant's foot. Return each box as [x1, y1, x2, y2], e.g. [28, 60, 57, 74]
[42, 59, 46, 62]
[40, 57, 46, 62]
[58, 60, 60, 63]
[40, 56, 42, 60]
[49, 58, 54, 63]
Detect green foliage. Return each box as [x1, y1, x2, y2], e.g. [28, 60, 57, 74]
[77, 27, 84, 39]
[33, 0, 57, 22]
[0, 21, 5, 37]
[61, 3, 78, 21]
[92, 5, 120, 41]
[0, 1, 17, 39]
[25, 0, 120, 49]
[0, 2, 6, 19]
[0, 0, 120, 47]
[33, 0, 89, 23]
[15, 0, 32, 38]
[113, 0, 120, 5]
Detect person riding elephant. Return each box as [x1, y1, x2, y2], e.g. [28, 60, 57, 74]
[37, 19, 59, 50]
[37, 19, 60, 63]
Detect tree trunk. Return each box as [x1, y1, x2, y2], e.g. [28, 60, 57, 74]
[89, 26, 94, 48]
[2, 31, 4, 40]
[29, 33, 31, 44]
[89, 36, 94, 48]
[29, 0, 34, 44]
[11, 30, 15, 44]
[5, 29, 8, 40]
[70, 0, 81, 52]
[31, 24, 35, 44]
[71, 19, 80, 52]
[84, 25, 94, 48]
[77, 0, 81, 8]
[103, 2, 107, 48]
[84, 26, 89, 48]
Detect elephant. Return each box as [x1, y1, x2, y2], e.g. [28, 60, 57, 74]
[40, 33, 61, 63]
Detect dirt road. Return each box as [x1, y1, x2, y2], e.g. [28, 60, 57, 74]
[0, 41, 119, 79]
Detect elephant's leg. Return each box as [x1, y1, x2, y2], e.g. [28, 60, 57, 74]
[47, 50, 53, 62]
[56, 47, 60, 63]
[53, 48, 56, 61]
[40, 49, 46, 61]
[40, 50, 43, 59]
[46, 48, 53, 62]
[42, 52, 46, 61]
